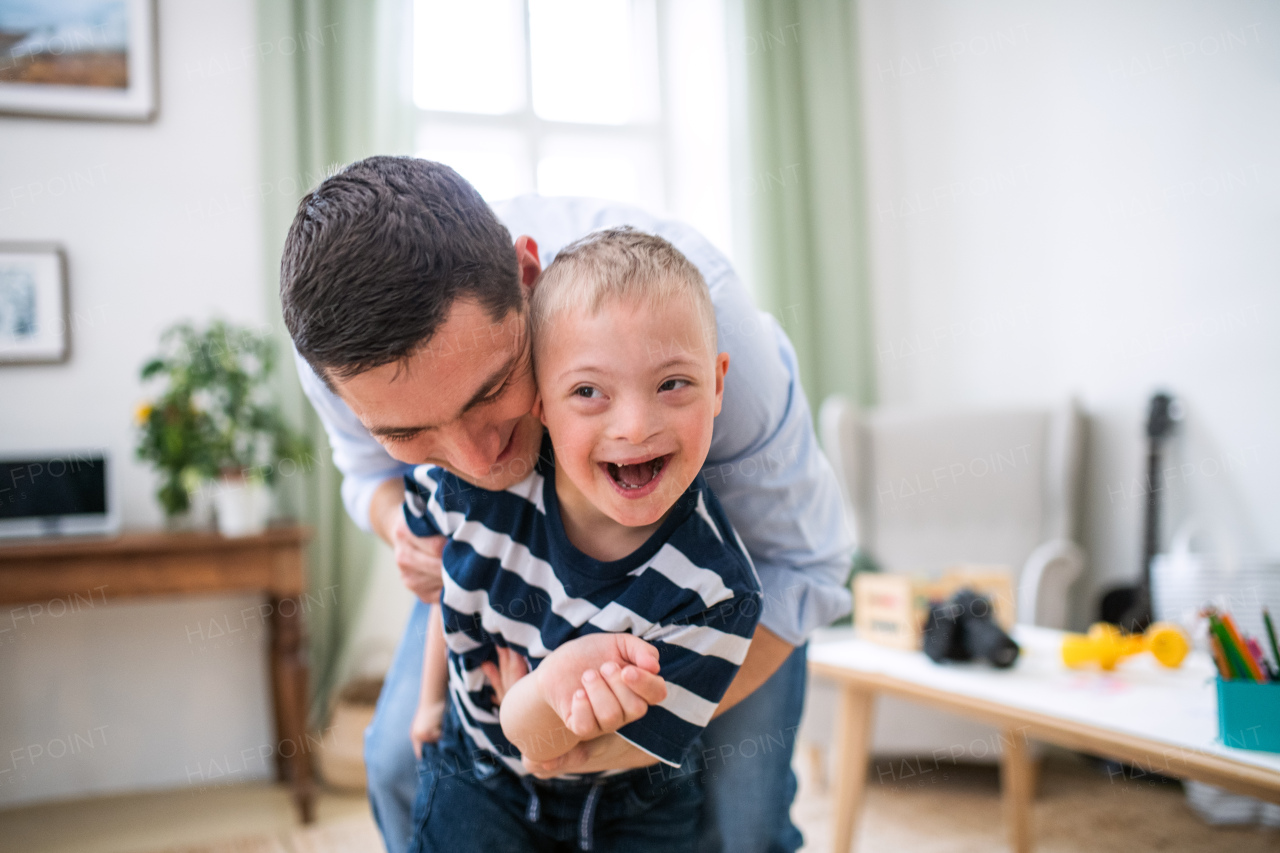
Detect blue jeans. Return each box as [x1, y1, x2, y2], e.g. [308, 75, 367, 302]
[409, 704, 704, 853]
[365, 600, 807, 853]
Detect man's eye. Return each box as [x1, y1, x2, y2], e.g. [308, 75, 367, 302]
[659, 379, 690, 392]
[479, 377, 510, 405]
[573, 386, 601, 399]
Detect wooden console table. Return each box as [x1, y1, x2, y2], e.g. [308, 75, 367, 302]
[0, 527, 317, 823]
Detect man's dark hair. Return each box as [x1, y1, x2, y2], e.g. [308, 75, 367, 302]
[280, 156, 521, 385]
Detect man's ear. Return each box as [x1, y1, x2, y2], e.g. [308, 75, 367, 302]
[515, 235, 542, 292]
[711, 352, 729, 417]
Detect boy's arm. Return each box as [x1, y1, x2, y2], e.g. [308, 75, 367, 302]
[496, 665, 583, 763]
[498, 633, 667, 762]
[410, 607, 449, 754]
[520, 625, 785, 777]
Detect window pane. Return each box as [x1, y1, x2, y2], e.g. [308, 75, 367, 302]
[538, 155, 639, 203]
[528, 0, 658, 125]
[414, 0, 525, 114]
[418, 124, 534, 202]
[537, 135, 663, 211]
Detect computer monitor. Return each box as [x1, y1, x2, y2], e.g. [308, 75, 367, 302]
[0, 451, 120, 538]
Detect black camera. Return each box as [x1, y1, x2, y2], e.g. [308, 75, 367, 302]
[923, 589, 1020, 668]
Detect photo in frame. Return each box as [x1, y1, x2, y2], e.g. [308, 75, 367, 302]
[0, 0, 157, 121]
[0, 242, 69, 364]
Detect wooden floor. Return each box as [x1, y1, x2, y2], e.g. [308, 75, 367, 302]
[0, 783, 374, 853]
[794, 748, 1279, 853]
[0, 751, 1276, 853]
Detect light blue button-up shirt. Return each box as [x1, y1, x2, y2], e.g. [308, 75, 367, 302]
[293, 195, 853, 644]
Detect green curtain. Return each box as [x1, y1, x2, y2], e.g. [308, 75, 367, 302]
[733, 0, 877, 408]
[257, 0, 415, 723]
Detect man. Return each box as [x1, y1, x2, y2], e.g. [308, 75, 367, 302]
[281, 156, 852, 853]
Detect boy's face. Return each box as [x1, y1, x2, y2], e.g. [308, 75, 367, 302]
[534, 291, 729, 529]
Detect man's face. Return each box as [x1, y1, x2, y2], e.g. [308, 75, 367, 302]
[534, 293, 728, 529]
[331, 299, 545, 490]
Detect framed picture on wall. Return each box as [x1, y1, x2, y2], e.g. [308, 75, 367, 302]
[0, 0, 157, 121]
[0, 242, 69, 364]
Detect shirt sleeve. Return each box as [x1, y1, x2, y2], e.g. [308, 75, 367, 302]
[494, 197, 855, 646]
[614, 567, 762, 767]
[293, 348, 414, 532]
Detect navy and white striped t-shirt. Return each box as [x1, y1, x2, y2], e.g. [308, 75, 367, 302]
[403, 441, 762, 773]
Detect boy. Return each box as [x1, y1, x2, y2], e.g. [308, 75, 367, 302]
[402, 228, 762, 852]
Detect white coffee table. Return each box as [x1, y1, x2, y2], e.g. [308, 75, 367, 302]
[807, 625, 1280, 853]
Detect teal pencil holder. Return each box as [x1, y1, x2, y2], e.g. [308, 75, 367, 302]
[1217, 678, 1280, 753]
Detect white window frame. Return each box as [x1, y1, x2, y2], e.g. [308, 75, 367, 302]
[414, 0, 673, 214]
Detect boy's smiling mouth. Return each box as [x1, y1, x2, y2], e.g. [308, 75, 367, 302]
[601, 454, 671, 497]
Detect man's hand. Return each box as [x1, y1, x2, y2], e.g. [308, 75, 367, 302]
[533, 634, 667, 738]
[522, 732, 658, 779]
[371, 477, 445, 603]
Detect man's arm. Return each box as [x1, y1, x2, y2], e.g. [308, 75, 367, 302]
[712, 626, 794, 716]
[370, 477, 446, 602]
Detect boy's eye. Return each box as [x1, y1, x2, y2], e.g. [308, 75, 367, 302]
[573, 386, 601, 399]
[658, 378, 690, 393]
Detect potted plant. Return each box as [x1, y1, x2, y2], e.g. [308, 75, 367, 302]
[135, 320, 310, 536]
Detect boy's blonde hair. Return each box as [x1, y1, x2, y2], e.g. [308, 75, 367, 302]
[529, 227, 717, 354]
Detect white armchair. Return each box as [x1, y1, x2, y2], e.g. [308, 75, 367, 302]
[807, 397, 1086, 760]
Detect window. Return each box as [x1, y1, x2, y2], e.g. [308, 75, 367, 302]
[413, 0, 666, 212]
[412, 0, 735, 266]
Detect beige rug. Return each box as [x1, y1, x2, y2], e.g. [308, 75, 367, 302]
[139, 751, 1277, 853]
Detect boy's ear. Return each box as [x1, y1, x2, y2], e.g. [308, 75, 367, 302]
[532, 390, 547, 426]
[711, 352, 729, 417]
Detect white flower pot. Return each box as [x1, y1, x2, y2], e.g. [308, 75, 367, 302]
[212, 476, 271, 537]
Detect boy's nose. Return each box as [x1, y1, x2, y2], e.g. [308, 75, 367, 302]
[608, 398, 661, 446]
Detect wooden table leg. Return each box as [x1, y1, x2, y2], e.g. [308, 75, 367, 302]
[830, 684, 875, 853]
[1000, 727, 1036, 853]
[270, 594, 316, 823]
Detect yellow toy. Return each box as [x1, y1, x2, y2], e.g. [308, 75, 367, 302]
[1061, 622, 1190, 671]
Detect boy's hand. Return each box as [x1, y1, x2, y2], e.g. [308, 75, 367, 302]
[564, 661, 667, 740]
[410, 698, 446, 758]
[480, 645, 530, 705]
[534, 634, 667, 738]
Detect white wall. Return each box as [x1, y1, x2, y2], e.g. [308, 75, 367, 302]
[857, 0, 1280, 625]
[0, 0, 276, 807]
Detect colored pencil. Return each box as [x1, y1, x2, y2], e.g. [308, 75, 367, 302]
[1208, 632, 1234, 679]
[1264, 608, 1280, 672]
[1221, 612, 1266, 681]
[1209, 615, 1255, 682]
[1245, 637, 1272, 683]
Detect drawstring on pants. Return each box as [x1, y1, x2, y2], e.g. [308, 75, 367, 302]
[577, 779, 606, 851]
[520, 775, 607, 851]
[520, 776, 541, 823]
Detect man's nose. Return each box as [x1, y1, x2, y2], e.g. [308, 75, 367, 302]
[442, 423, 503, 477]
